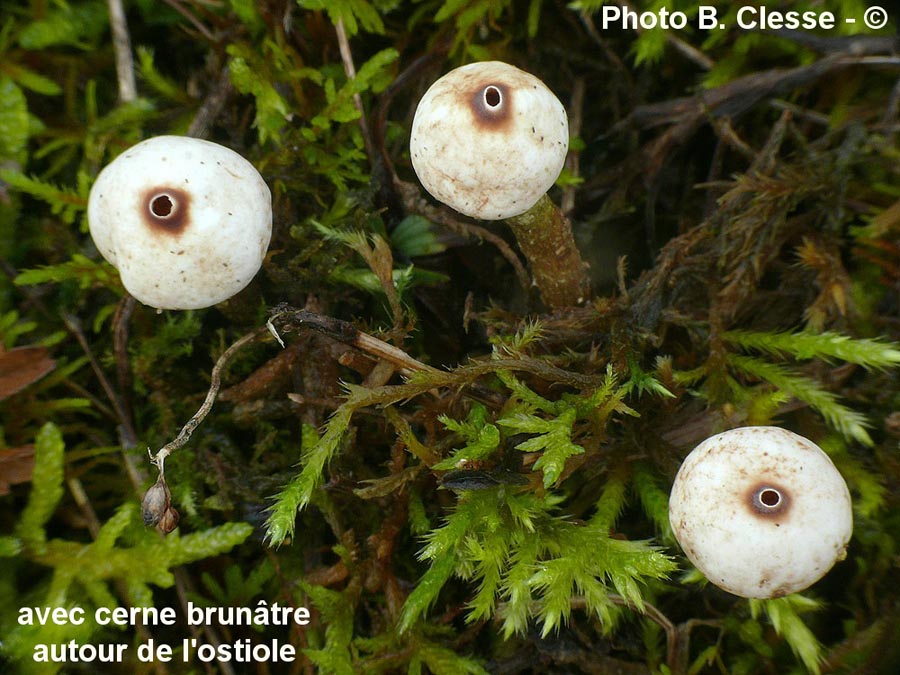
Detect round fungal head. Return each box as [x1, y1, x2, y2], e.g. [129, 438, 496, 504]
[409, 61, 569, 220]
[668, 426, 852, 599]
[87, 135, 272, 310]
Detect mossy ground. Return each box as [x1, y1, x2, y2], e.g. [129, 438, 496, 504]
[1, 1, 899, 673]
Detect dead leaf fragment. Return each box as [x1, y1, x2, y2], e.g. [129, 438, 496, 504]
[0, 345, 55, 400]
[0, 445, 36, 494]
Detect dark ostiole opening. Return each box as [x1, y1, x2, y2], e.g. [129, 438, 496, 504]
[759, 488, 781, 507]
[142, 186, 190, 234]
[748, 483, 789, 517]
[151, 194, 175, 217]
[484, 86, 501, 107]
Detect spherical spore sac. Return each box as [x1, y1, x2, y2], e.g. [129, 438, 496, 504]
[88, 135, 272, 310]
[668, 426, 852, 598]
[410, 61, 569, 221]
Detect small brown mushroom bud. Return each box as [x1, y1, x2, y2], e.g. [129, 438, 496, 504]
[141, 477, 172, 527]
[157, 506, 180, 535]
[668, 426, 853, 598]
[87, 136, 272, 310]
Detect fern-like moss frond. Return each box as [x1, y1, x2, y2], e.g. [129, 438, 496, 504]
[750, 595, 824, 674]
[727, 354, 872, 445]
[398, 487, 676, 639]
[723, 330, 900, 369]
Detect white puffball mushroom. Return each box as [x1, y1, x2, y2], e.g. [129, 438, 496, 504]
[409, 61, 569, 220]
[88, 135, 272, 310]
[668, 426, 852, 599]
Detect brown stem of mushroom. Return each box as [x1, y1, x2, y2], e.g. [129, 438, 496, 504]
[505, 194, 591, 309]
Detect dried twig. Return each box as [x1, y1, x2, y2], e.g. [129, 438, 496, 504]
[161, 0, 215, 41]
[561, 77, 585, 217]
[147, 305, 513, 518]
[186, 65, 234, 139]
[335, 17, 377, 167]
[148, 308, 442, 479]
[62, 313, 137, 446]
[106, 0, 137, 102]
[150, 326, 269, 477]
[267, 307, 441, 378]
[112, 294, 137, 447]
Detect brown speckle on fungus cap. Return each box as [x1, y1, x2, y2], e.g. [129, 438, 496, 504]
[141, 186, 191, 235]
[469, 82, 513, 131]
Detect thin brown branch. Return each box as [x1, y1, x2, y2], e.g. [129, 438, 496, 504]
[395, 178, 532, 294]
[162, 0, 215, 41]
[561, 77, 585, 217]
[112, 294, 137, 446]
[186, 65, 234, 139]
[268, 307, 439, 378]
[62, 313, 136, 448]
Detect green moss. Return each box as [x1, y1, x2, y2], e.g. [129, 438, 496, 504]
[3, 0, 900, 672]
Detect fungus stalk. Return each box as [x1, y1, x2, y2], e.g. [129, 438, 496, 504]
[506, 194, 589, 307]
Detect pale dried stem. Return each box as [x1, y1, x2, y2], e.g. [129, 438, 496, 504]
[354, 331, 439, 376]
[268, 308, 439, 378]
[335, 18, 377, 166]
[106, 0, 137, 102]
[150, 326, 268, 477]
